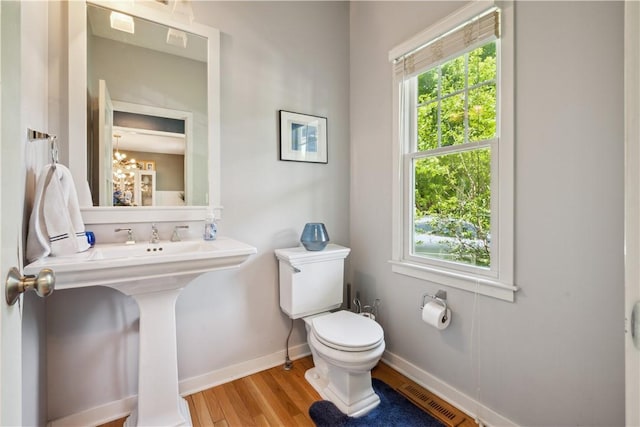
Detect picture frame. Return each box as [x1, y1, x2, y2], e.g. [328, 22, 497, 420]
[279, 110, 328, 163]
[145, 161, 155, 171]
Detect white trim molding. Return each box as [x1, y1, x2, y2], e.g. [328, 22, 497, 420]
[388, 1, 496, 63]
[47, 344, 310, 427]
[47, 345, 518, 427]
[390, 260, 517, 302]
[179, 344, 310, 397]
[68, 0, 222, 224]
[382, 351, 518, 427]
[389, 1, 515, 303]
[624, 0, 640, 425]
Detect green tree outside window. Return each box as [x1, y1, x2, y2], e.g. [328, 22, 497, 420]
[413, 42, 496, 267]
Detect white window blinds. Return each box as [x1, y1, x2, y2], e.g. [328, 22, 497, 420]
[393, 8, 500, 79]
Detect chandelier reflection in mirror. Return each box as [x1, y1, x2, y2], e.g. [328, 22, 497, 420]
[112, 134, 141, 206]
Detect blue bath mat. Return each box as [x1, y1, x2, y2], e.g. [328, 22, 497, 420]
[309, 378, 445, 427]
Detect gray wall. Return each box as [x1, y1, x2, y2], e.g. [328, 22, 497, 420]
[43, 1, 626, 425]
[180, 0, 351, 374]
[349, 1, 625, 426]
[45, 1, 350, 420]
[120, 150, 185, 191]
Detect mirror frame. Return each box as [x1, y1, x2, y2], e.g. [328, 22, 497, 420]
[68, 0, 221, 223]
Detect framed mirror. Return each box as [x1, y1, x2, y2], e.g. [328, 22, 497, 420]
[68, 0, 220, 223]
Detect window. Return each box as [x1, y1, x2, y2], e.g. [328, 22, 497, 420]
[390, 2, 515, 301]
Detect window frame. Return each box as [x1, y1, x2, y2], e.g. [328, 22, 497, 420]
[389, 1, 516, 302]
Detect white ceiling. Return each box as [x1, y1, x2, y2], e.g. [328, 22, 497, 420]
[88, 3, 195, 157]
[87, 3, 207, 63]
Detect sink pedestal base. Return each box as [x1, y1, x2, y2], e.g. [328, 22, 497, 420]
[22, 237, 258, 426]
[123, 286, 192, 427]
[124, 398, 191, 427]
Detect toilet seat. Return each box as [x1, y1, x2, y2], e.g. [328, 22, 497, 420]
[311, 311, 384, 352]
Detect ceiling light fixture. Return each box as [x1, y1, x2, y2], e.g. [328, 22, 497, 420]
[113, 134, 139, 179]
[172, 0, 195, 25]
[166, 28, 188, 49]
[110, 11, 135, 34]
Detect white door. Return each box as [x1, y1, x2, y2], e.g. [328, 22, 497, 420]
[98, 79, 114, 206]
[626, 1, 640, 425]
[0, 1, 24, 424]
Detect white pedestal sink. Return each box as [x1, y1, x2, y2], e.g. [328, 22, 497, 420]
[24, 236, 257, 426]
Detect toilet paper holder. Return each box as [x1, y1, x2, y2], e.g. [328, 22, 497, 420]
[420, 290, 447, 313]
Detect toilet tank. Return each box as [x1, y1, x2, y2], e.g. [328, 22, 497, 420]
[275, 244, 350, 319]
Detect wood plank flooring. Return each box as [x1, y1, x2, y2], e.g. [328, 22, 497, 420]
[100, 356, 475, 427]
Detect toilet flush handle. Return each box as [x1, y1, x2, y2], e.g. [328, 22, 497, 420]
[291, 265, 301, 273]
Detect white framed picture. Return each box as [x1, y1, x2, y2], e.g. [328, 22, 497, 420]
[279, 110, 328, 163]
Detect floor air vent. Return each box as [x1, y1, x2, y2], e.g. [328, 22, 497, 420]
[397, 383, 467, 427]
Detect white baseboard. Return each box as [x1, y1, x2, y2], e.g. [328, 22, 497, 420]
[179, 343, 311, 396]
[382, 350, 518, 427]
[47, 343, 311, 427]
[47, 396, 137, 427]
[48, 346, 514, 427]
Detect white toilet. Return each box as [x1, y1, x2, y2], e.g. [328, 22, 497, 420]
[275, 244, 385, 417]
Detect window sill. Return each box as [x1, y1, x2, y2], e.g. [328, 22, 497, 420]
[389, 260, 517, 302]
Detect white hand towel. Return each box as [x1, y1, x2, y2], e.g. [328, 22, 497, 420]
[26, 166, 52, 262]
[26, 164, 90, 263]
[77, 178, 93, 207]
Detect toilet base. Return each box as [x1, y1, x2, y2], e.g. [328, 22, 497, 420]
[305, 367, 381, 417]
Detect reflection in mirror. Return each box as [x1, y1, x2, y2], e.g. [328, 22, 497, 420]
[86, 3, 208, 207]
[111, 106, 188, 207]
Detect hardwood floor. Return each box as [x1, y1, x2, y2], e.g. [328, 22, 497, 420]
[100, 356, 475, 427]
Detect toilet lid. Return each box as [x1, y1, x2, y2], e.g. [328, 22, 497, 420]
[311, 311, 384, 352]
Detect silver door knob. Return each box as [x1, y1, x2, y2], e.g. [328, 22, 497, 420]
[5, 267, 55, 306]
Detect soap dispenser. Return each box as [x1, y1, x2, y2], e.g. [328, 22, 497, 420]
[204, 211, 217, 241]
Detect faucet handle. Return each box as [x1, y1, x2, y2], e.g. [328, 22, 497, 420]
[115, 227, 136, 244]
[171, 225, 189, 242]
[150, 223, 161, 244]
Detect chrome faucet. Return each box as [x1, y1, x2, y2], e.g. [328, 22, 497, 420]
[150, 223, 160, 244]
[115, 227, 135, 244]
[171, 225, 189, 242]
